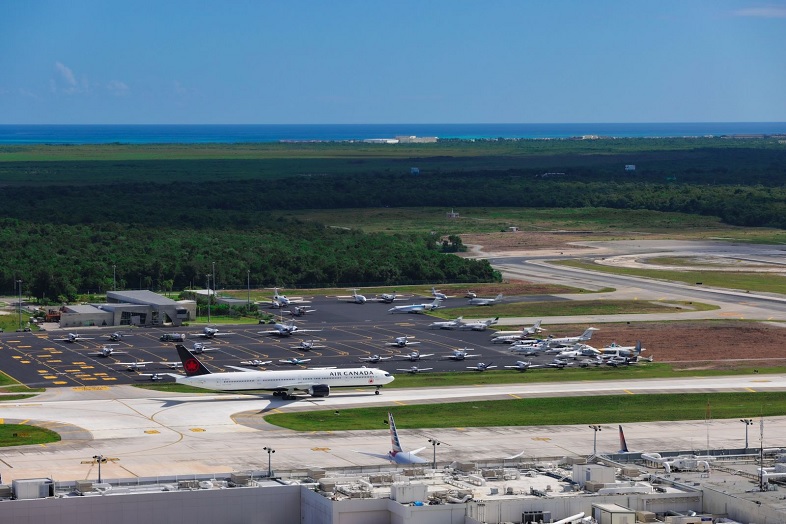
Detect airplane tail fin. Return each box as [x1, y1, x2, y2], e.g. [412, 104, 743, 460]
[582, 328, 596, 340]
[496, 294, 504, 301]
[176, 344, 212, 376]
[388, 412, 404, 454]
[618, 425, 629, 453]
[634, 341, 642, 355]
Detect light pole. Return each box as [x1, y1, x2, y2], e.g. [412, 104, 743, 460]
[589, 425, 602, 456]
[17, 279, 23, 330]
[263, 446, 275, 477]
[112, 264, 116, 291]
[740, 418, 753, 449]
[428, 438, 441, 470]
[206, 274, 211, 323]
[247, 269, 251, 311]
[93, 455, 107, 483]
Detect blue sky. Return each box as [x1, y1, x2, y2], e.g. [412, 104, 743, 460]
[1, 0, 785, 124]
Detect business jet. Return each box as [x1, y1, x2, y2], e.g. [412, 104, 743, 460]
[467, 293, 504, 306]
[54, 333, 94, 343]
[598, 340, 645, 357]
[338, 289, 367, 304]
[395, 350, 433, 361]
[458, 317, 499, 331]
[87, 345, 126, 357]
[547, 358, 572, 368]
[510, 340, 550, 355]
[193, 326, 234, 339]
[358, 354, 392, 363]
[115, 361, 152, 371]
[396, 365, 433, 374]
[388, 298, 442, 314]
[464, 290, 477, 299]
[374, 291, 401, 304]
[259, 320, 321, 337]
[493, 320, 545, 337]
[428, 316, 464, 329]
[386, 336, 421, 348]
[285, 306, 316, 317]
[442, 348, 478, 361]
[239, 359, 273, 367]
[107, 331, 133, 342]
[290, 340, 326, 351]
[278, 357, 312, 366]
[353, 412, 429, 464]
[504, 361, 543, 372]
[173, 344, 393, 399]
[544, 327, 599, 347]
[431, 287, 448, 300]
[466, 362, 497, 371]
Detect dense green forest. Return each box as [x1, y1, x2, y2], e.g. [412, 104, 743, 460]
[1, 138, 785, 298]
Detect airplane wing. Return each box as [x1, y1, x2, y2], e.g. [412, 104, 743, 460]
[352, 450, 393, 461]
[419, 367, 433, 371]
[226, 365, 262, 372]
[417, 353, 433, 357]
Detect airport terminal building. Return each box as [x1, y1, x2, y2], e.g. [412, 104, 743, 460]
[58, 290, 195, 328]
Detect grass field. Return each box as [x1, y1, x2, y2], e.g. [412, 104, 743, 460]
[0, 424, 61, 447]
[557, 260, 786, 295]
[264, 391, 785, 431]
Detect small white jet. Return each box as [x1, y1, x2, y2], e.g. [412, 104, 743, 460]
[374, 291, 401, 304]
[107, 331, 133, 342]
[466, 362, 497, 371]
[88, 345, 126, 357]
[115, 361, 152, 371]
[55, 333, 94, 343]
[386, 336, 421, 348]
[260, 320, 321, 337]
[504, 361, 543, 372]
[428, 316, 464, 329]
[396, 365, 433, 374]
[509, 340, 550, 354]
[547, 358, 572, 368]
[458, 317, 499, 331]
[138, 373, 165, 381]
[193, 326, 233, 339]
[388, 298, 442, 314]
[493, 320, 545, 338]
[599, 340, 645, 357]
[468, 293, 504, 306]
[338, 289, 367, 304]
[545, 327, 599, 347]
[442, 348, 478, 361]
[285, 306, 316, 317]
[431, 287, 448, 300]
[290, 340, 325, 351]
[353, 412, 429, 464]
[190, 342, 217, 354]
[358, 354, 392, 363]
[269, 287, 309, 309]
[464, 290, 477, 299]
[239, 359, 273, 367]
[159, 361, 183, 369]
[395, 350, 433, 361]
[278, 357, 312, 366]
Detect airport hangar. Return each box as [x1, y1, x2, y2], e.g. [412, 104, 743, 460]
[57, 290, 195, 329]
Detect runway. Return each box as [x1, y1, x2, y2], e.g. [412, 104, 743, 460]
[1, 373, 784, 482]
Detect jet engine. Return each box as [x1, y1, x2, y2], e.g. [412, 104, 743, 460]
[308, 384, 330, 397]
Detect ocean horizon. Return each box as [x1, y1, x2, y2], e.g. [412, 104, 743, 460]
[1, 122, 785, 145]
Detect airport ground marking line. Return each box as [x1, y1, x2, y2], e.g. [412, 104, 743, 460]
[746, 387, 757, 392]
[623, 389, 635, 395]
[508, 393, 521, 399]
[393, 400, 407, 406]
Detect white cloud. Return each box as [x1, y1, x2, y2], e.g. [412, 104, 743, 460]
[107, 80, 129, 95]
[733, 6, 786, 18]
[55, 62, 77, 86]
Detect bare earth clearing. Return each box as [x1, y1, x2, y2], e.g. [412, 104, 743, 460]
[463, 231, 786, 370]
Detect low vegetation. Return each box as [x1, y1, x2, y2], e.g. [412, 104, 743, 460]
[0, 424, 61, 447]
[429, 300, 718, 319]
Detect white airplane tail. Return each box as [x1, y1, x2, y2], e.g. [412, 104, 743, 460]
[581, 328, 597, 340]
[389, 412, 404, 455]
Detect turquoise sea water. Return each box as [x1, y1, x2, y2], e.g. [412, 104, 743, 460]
[0, 123, 785, 144]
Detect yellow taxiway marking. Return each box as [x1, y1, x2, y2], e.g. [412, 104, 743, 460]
[311, 447, 331, 452]
[102, 377, 117, 381]
[52, 381, 67, 385]
[72, 361, 86, 365]
[746, 387, 757, 392]
[71, 386, 109, 391]
[19, 419, 29, 425]
[17, 345, 32, 349]
[623, 389, 635, 395]
[48, 359, 62, 363]
[80, 366, 95, 369]
[42, 375, 57, 379]
[508, 393, 522, 399]
[38, 354, 52, 358]
[270, 408, 284, 414]
[20, 360, 30, 364]
[532, 437, 552, 442]
[12, 356, 22, 359]
[752, 380, 771, 383]
[189, 428, 205, 432]
[393, 400, 407, 405]
[144, 430, 160, 434]
[82, 377, 97, 381]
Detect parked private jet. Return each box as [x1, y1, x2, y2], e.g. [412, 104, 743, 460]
[458, 317, 499, 331]
[388, 298, 442, 314]
[544, 327, 598, 347]
[290, 340, 326, 351]
[428, 316, 464, 330]
[278, 357, 312, 366]
[493, 320, 545, 337]
[374, 291, 401, 304]
[359, 354, 392, 363]
[239, 359, 273, 367]
[88, 345, 126, 357]
[115, 361, 152, 371]
[107, 331, 133, 342]
[431, 287, 448, 300]
[190, 342, 217, 354]
[55, 333, 94, 343]
[338, 289, 367, 304]
[503, 361, 543, 372]
[468, 293, 504, 306]
[442, 348, 478, 361]
[259, 320, 321, 337]
[285, 305, 316, 317]
[173, 345, 393, 399]
[138, 373, 165, 381]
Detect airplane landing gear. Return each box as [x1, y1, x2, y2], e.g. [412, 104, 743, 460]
[375, 387, 381, 395]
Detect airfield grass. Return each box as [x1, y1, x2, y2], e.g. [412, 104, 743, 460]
[557, 260, 786, 295]
[429, 300, 718, 319]
[0, 425, 60, 447]
[264, 392, 786, 431]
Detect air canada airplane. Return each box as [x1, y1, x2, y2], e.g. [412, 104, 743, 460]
[388, 298, 442, 314]
[354, 412, 429, 464]
[173, 344, 394, 400]
[467, 293, 504, 306]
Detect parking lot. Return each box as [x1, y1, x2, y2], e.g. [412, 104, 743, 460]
[0, 294, 550, 388]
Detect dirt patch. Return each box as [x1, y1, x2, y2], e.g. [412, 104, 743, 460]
[547, 321, 786, 369]
[461, 231, 602, 252]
